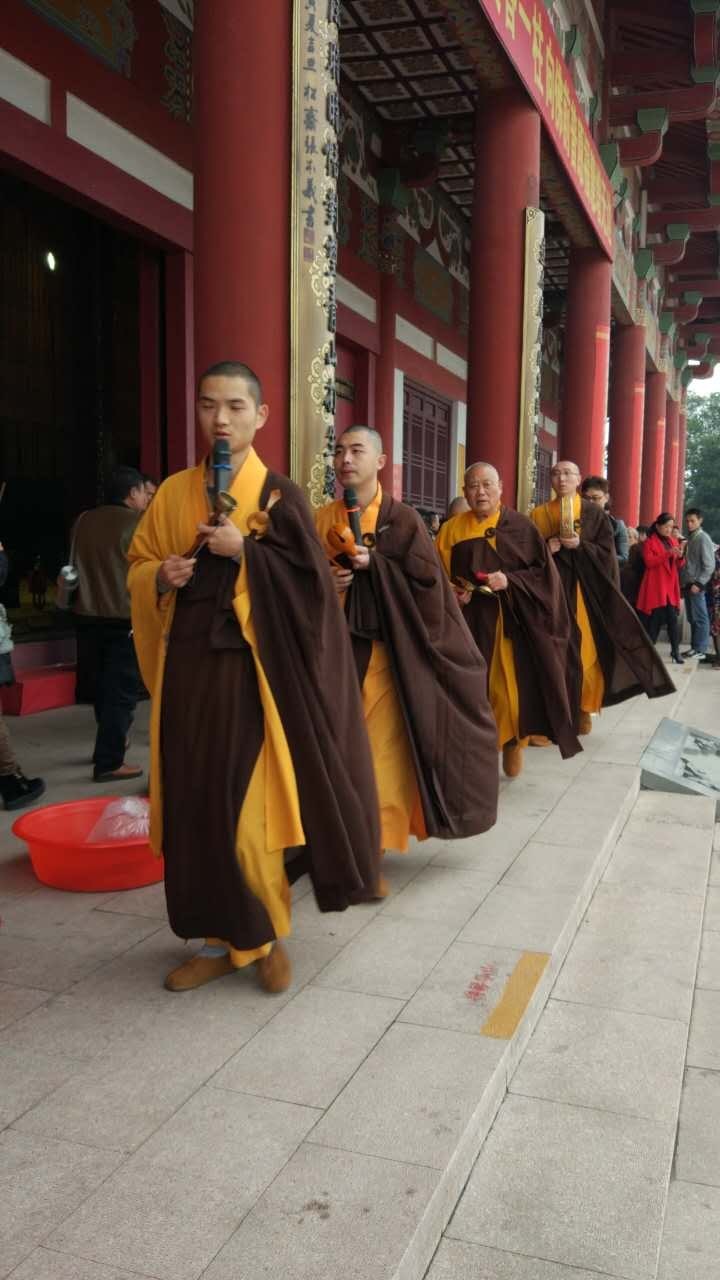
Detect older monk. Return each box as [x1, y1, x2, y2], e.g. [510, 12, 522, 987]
[530, 460, 674, 733]
[437, 462, 581, 776]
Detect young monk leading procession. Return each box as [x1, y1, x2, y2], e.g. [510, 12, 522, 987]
[128, 361, 673, 994]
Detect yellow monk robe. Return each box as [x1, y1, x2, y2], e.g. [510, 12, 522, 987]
[436, 511, 525, 750]
[529, 494, 604, 713]
[314, 487, 425, 852]
[128, 447, 304, 968]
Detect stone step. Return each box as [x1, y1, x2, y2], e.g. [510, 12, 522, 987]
[429, 786, 716, 1280]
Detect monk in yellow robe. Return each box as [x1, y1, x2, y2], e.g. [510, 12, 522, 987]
[437, 463, 580, 777]
[530, 459, 674, 732]
[315, 427, 498, 867]
[128, 362, 379, 993]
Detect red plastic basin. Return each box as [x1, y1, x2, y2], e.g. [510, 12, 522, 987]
[12, 798, 164, 892]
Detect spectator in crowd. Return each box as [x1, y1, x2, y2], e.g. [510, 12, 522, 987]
[0, 542, 45, 810]
[72, 466, 149, 781]
[447, 495, 470, 517]
[681, 507, 715, 662]
[620, 526, 644, 607]
[580, 475, 629, 563]
[636, 512, 684, 664]
[708, 544, 720, 665]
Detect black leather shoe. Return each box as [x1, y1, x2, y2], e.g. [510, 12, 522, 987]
[0, 772, 46, 811]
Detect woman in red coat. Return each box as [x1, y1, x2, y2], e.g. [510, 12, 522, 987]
[636, 512, 684, 664]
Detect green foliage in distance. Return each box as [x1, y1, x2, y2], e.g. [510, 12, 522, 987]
[684, 392, 720, 541]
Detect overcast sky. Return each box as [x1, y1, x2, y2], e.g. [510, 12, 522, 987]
[690, 366, 720, 397]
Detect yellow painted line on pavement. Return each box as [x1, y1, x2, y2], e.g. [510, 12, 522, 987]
[480, 952, 550, 1039]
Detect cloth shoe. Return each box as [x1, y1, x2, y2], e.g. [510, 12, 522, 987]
[578, 711, 593, 736]
[502, 742, 523, 777]
[255, 941, 291, 993]
[93, 763, 143, 782]
[164, 952, 234, 991]
[0, 771, 45, 811]
[528, 735, 552, 747]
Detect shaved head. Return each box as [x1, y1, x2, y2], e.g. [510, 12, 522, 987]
[463, 462, 502, 518]
[448, 495, 470, 517]
[465, 462, 501, 486]
[338, 426, 384, 453]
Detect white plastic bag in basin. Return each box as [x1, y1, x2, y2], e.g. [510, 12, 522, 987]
[85, 797, 150, 843]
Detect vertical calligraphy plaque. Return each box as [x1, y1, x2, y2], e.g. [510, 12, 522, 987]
[290, 0, 340, 506]
[517, 206, 545, 513]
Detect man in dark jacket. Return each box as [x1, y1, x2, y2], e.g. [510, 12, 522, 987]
[73, 467, 148, 781]
[580, 475, 630, 564]
[0, 544, 45, 809]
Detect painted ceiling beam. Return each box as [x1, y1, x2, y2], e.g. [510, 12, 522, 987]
[647, 206, 720, 232]
[609, 83, 718, 127]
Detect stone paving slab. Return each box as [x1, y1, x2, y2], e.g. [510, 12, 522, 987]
[0, 671, 691, 1280]
[427, 1240, 605, 1280]
[446, 1093, 673, 1280]
[657, 1180, 720, 1280]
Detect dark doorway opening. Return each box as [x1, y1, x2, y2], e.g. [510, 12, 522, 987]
[0, 171, 164, 634]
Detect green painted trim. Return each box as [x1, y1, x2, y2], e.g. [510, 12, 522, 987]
[637, 107, 669, 135]
[660, 312, 677, 336]
[694, 332, 712, 345]
[599, 142, 620, 180]
[634, 248, 655, 280]
[682, 367, 695, 387]
[666, 223, 690, 241]
[589, 94, 599, 125]
[376, 169, 409, 212]
[691, 0, 720, 14]
[684, 291, 704, 304]
[709, 141, 720, 160]
[675, 352, 689, 370]
[691, 64, 720, 82]
[615, 177, 629, 205]
[708, 193, 720, 205]
[564, 26, 582, 60]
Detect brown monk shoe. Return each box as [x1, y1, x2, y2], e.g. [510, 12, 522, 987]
[528, 735, 552, 747]
[164, 953, 234, 992]
[578, 711, 593, 736]
[502, 742, 524, 778]
[256, 941, 291, 994]
[372, 873, 390, 900]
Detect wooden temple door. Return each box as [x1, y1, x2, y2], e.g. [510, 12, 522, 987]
[402, 380, 451, 516]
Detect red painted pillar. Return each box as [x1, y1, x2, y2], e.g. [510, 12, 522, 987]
[676, 401, 688, 517]
[165, 250, 196, 473]
[639, 370, 667, 524]
[662, 395, 680, 515]
[193, 0, 290, 474]
[607, 323, 646, 525]
[376, 272, 401, 498]
[139, 249, 162, 480]
[560, 247, 612, 475]
[467, 89, 541, 503]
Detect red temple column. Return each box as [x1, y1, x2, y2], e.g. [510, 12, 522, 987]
[639, 370, 667, 523]
[676, 400, 688, 517]
[376, 271, 401, 497]
[467, 88, 541, 503]
[165, 250, 195, 473]
[560, 247, 612, 475]
[663, 395, 680, 516]
[193, 0, 291, 473]
[607, 322, 646, 525]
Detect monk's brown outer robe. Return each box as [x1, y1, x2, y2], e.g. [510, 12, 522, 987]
[349, 492, 499, 839]
[243, 473, 381, 910]
[446, 508, 582, 759]
[553, 499, 675, 707]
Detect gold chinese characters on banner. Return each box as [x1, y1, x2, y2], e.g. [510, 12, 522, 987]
[290, 0, 340, 507]
[517, 207, 545, 513]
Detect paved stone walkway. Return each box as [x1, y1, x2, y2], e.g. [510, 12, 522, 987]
[0, 656, 716, 1280]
